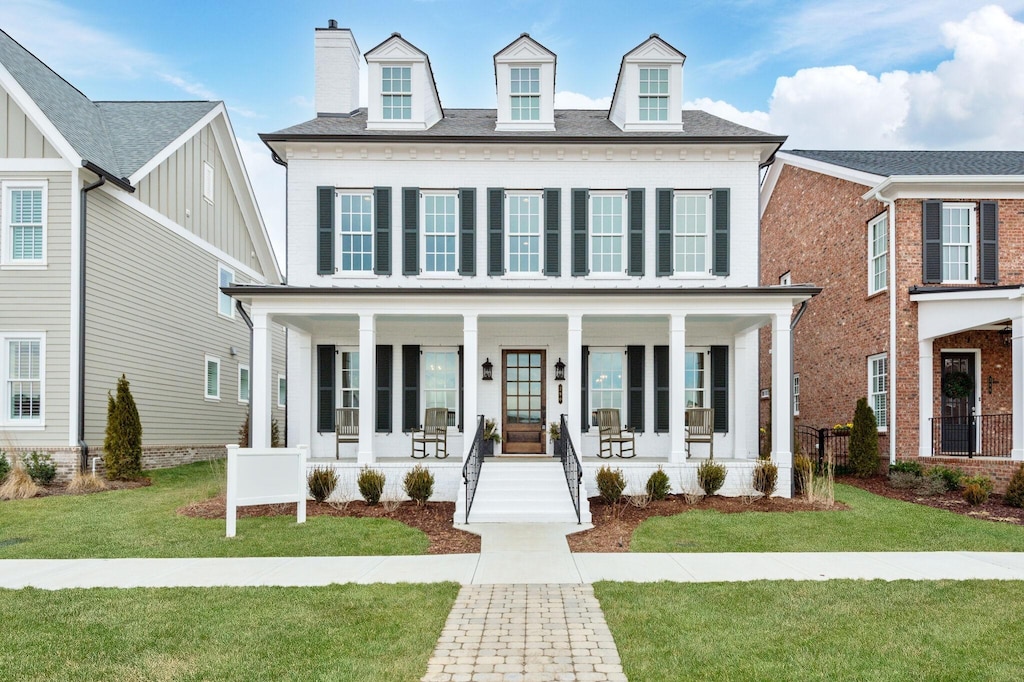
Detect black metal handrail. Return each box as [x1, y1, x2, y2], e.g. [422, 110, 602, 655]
[930, 413, 1012, 458]
[462, 415, 485, 523]
[559, 414, 582, 524]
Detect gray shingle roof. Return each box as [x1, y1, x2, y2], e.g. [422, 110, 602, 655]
[787, 150, 1024, 177]
[263, 108, 781, 141]
[0, 28, 217, 180]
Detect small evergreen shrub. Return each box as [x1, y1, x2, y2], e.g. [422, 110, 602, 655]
[752, 459, 778, 497]
[888, 471, 922, 490]
[271, 418, 282, 448]
[645, 467, 671, 501]
[357, 467, 386, 505]
[0, 450, 10, 482]
[1004, 464, 1024, 508]
[927, 465, 965, 492]
[848, 397, 879, 477]
[889, 461, 924, 476]
[307, 466, 338, 503]
[793, 454, 812, 497]
[914, 472, 949, 497]
[697, 459, 727, 496]
[103, 374, 143, 480]
[403, 465, 435, 505]
[22, 452, 56, 484]
[596, 466, 626, 505]
[963, 482, 990, 506]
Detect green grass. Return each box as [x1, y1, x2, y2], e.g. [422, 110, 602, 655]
[631, 483, 1024, 552]
[0, 461, 429, 558]
[595, 580, 1024, 681]
[0, 583, 458, 681]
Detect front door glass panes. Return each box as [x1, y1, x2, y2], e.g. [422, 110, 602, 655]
[506, 352, 542, 424]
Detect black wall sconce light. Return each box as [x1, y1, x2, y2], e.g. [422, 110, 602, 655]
[554, 357, 566, 381]
[1000, 325, 1013, 347]
[482, 358, 494, 381]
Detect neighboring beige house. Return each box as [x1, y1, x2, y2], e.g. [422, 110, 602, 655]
[0, 28, 285, 478]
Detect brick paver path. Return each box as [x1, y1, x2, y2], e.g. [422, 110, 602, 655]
[422, 583, 626, 682]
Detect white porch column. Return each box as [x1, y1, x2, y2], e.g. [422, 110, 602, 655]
[669, 314, 687, 463]
[251, 312, 273, 448]
[288, 328, 312, 448]
[357, 314, 375, 464]
[733, 329, 759, 459]
[566, 315, 583, 450]
[1012, 315, 1024, 461]
[770, 313, 792, 468]
[463, 314, 479, 460]
[919, 339, 934, 458]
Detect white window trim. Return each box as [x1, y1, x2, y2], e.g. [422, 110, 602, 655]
[202, 162, 214, 204]
[941, 202, 976, 285]
[422, 346, 459, 427]
[381, 65, 413, 121]
[868, 213, 888, 295]
[1, 180, 48, 268]
[278, 374, 287, 408]
[868, 352, 888, 432]
[672, 191, 712, 277]
[419, 191, 459, 277]
[205, 355, 221, 401]
[684, 347, 710, 410]
[238, 364, 250, 405]
[505, 191, 544, 276]
[638, 65, 670, 122]
[336, 191, 375, 275]
[218, 264, 235, 319]
[793, 373, 800, 416]
[588, 191, 627, 276]
[509, 66, 541, 122]
[1, 332, 45, 429]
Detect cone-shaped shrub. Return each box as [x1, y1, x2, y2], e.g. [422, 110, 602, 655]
[104, 374, 143, 480]
[1005, 464, 1024, 508]
[849, 397, 879, 478]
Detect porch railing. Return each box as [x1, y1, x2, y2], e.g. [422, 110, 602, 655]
[462, 415, 485, 524]
[558, 414, 582, 524]
[929, 413, 1013, 458]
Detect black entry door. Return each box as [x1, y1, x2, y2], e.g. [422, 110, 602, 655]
[940, 353, 976, 454]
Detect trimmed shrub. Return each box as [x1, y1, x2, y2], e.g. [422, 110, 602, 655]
[67, 472, 109, 494]
[596, 466, 626, 505]
[645, 467, 671, 501]
[697, 459, 726, 496]
[888, 471, 922, 490]
[357, 467, 386, 505]
[403, 465, 435, 505]
[103, 374, 143, 480]
[0, 450, 10, 483]
[308, 467, 338, 503]
[0, 460, 40, 500]
[914, 472, 949, 497]
[752, 459, 778, 497]
[963, 482, 989, 506]
[927, 465, 965, 492]
[22, 452, 56, 485]
[793, 454, 812, 497]
[1005, 464, 1024, 508]
[889, 461, 924, 477]
[848, 397, 879, 477]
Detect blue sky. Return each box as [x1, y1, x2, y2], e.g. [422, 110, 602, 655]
[2, 0, 1023, 259]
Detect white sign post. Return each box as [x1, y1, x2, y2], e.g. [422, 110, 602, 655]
[226, 444, 308, 538]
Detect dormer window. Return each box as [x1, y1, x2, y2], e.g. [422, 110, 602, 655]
[365, 33, 442, 130]
[494, 34, 556, 131]
[381, 66, 412, 120]
[510, 67, 540, 121]
[638, 68, 669, 121]
[609, 34, 685, 132]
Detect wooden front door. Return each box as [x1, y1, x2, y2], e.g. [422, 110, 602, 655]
[502, 350, 546, 454]
[940, 352, 977, 454]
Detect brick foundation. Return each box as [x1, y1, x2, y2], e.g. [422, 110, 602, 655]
[1, 444, 227, 483]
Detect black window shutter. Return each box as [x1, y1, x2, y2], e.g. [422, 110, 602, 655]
[544, 188, 560, 276]
[375, 345, 393, 432]
[980, 201, 999, 285]
[402, 345, 420, 431]
[653, 345, 669, 433]
[712, 188, 730, 276]
[710, 345, 728, 433]
[458, 345, 464, 432]
[922, 200, 942, 283]
[317, 186, 335, 275]
[402, 187, 419, 275]
[488, 188, 504, 276]
[656, 188, 672, 276]
[316, 344, 336, 432]
[571, 189, 589, 276]
[459, 188, 476, 276]
[580, 345, 589, 431]
[626, 345, 645, 432]
[627, 189, 644, 276]
[373, 187, 391, 275]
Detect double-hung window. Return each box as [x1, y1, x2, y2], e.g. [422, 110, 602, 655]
[278, 375, 287, 408]
[684, 350, 708, 408]
[868, 214, 888, 294]
[423, 349, 457, 424]
[205, 356, 220, 400]
[238, 364, 250, 404]
[590, 351, 624, 416]
[639, 67, 669, 121]
[218, 265, 234, 318]
[339, 350, 359, 408]
[510, 67, 540, 121]
[868, 353, 888, 429]
[507, 193, 541, 274]
[590, 193, 624, 274]
[422, 193, 457, 273]
[942, 203, 975, 282]
[338, 193, 373, 272]
[793, 373, 800, 416]
[3, 182, 46, 265]
[381, 66, 412, 120]
[4, 335, 43, 426]
[674, 192, 710, 274]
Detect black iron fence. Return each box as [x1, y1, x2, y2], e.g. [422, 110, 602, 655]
[929, 413, 1013, 458]
[558, 414, 582, 524]
[461, 415, 485, 523]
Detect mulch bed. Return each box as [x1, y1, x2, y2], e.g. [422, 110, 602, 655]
[34, 478, 151, 497]
[179, 496, 481, 554]
[839, 475, 1024, 526]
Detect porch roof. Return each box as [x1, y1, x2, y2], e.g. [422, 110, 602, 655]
[911, 284, 1024, 340]
[224, 284, 821, 300]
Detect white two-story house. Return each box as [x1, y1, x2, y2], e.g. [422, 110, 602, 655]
[234, 21, 815, 521]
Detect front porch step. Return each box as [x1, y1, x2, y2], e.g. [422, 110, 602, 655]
[456, 461, 591, 523]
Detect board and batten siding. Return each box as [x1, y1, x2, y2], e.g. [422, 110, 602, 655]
[134, 124, 263, 276]
[0, 170, 72, 447]
[0, 87, 62, 159]
[82, 189, 284, 447]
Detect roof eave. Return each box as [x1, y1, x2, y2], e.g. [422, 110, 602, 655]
[258, 132, 788, 146]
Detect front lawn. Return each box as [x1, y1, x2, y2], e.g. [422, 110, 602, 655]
[630, 483, 1024, 552]
[0, 461, 429, 558]
[0, 583, 458, 681]
[595, 580, 1024, 681]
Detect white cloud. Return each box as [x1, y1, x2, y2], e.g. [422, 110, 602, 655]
[684, 97, 772, 133]
[554, 91, 611, 109]
[236, 136, 286, 274]
[159, 74, 217, 100]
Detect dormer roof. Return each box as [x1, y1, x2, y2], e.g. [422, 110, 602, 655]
[609, 34, 686, 132]
[364, 33, 443, 130]
[493, 33, 557, 131]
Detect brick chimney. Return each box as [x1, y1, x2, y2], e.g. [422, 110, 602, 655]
[314, 19, 360, 116]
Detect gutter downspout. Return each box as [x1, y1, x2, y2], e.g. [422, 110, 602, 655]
[77, 176, 105, 472]
[236, 300, 254, 446]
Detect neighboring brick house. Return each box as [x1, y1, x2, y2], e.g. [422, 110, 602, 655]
[760, 150, 1024, 489]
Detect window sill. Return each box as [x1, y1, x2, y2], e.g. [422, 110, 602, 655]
[866, 288, 888, 300]
[332, 271, 378, 280]
[0, 423, 45, 431]
[1, 263, 47, 270]
[586, 273, 631, 280]
[502, 273, 546, 280]
[205, 396, 221, 402]
[417, 273, 462, 280]
[669, 274, 716, 281]
[940, 280, 976, 286]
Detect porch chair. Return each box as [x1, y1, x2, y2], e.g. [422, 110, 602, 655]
[595, 408, 636, 459]
[685, 407, 714, 459]
[335, 407, 359, 459]
[411, 407, 450, 459]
